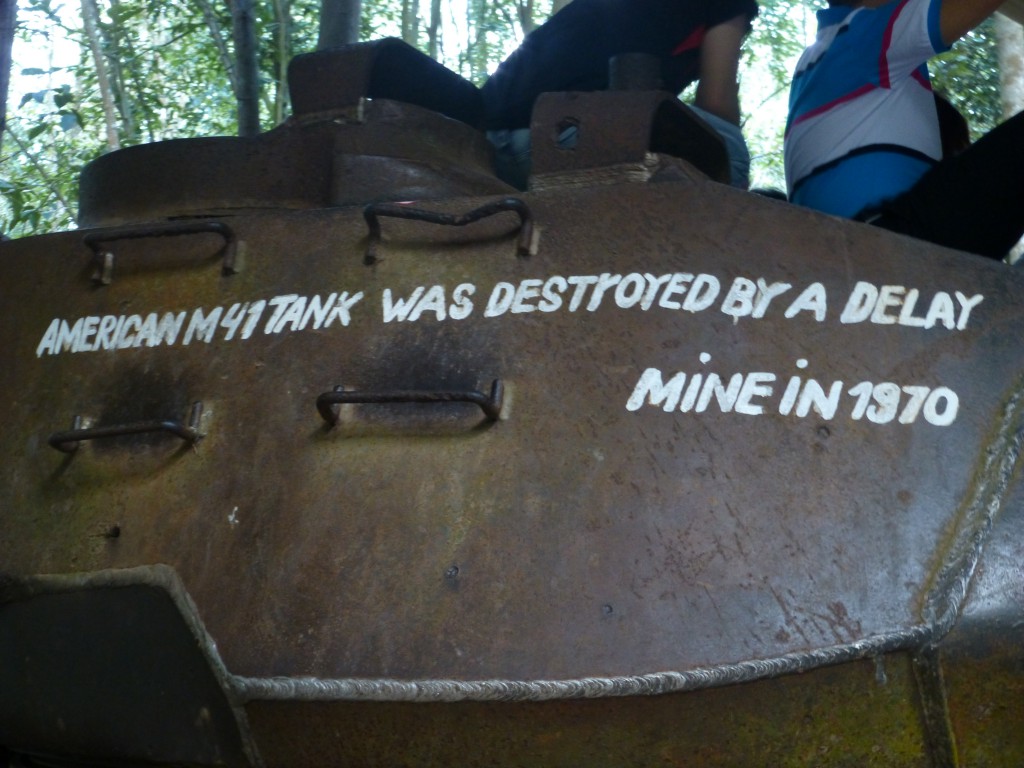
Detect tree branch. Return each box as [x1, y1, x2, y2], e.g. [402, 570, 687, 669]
[6, 126, 76, 224]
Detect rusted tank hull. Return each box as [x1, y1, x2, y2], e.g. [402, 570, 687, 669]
[1, 172, 1023, 765]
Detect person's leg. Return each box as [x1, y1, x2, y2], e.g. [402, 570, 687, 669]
[486, 128, 532, 190]
[687, 104, 751, 190]
[869, 109, 1024, 260]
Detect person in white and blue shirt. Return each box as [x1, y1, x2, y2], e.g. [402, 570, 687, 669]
[784, 0, 1024, 261]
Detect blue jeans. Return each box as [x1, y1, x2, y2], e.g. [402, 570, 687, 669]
[686, 105, 750, 190]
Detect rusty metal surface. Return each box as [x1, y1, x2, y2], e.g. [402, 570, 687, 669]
[938, 460, 1024, 767]
[2, 170, 1024, 764]
[78, 99, 509, 228]
[363, 196, 535, 263]
[530, 90, 730, 183]
[3, 37, 1024, 759]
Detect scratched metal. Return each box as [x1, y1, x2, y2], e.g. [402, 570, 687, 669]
[2, 178, 1023, 765]
[2, 38, 1024, 768]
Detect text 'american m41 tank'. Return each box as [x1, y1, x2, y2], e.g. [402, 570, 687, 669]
[1, 38, 1022, 768]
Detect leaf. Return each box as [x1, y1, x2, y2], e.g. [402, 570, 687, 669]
[59, 112, 81, 132]
[52, 85, 75, 108]
[19, 91, 48, 107]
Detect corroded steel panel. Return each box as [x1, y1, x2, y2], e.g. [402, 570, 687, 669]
[939, 462, 1024, 767]
[78, 100, 508, 228]
[531, 90, 730, 183]
[1, 180, 1022, 687]
[1, 38, 1023, 766]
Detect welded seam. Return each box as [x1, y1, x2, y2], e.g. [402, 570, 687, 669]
[922, 377, 1024, 636]
[234, 380, 1024, 707]
[232, 624, 931, 704]
[9, 382, 1022, 715]
[0, 559, 933, 709]
[909, 375, 1024, 768]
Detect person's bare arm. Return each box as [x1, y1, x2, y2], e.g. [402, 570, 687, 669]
[940, 0, 1007, 44]
[693, 14, 750, 126]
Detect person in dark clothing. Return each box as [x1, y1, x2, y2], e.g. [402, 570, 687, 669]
[934, 92, 971, 159]
[480, 0, 759, 189]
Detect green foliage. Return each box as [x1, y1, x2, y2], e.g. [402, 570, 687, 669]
[931, 17, 1002, 138]
[742, 0, 821, 189]
[748, 0, 815, 91]
[1, 81, 83, 235]
[2, 0, 302, 236]
[362, 0, 402, 40]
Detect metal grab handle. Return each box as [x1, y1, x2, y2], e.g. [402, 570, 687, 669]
[317, 380, 504, 426]
[84, 221, 239, 285]
[49, 402, 204, 454]
[363, 198, 534, 265]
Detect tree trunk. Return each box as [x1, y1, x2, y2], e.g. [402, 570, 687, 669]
[401, 0, 418, 47]
[468, 0, 489, 82]
[0, 0, 16, 147]
[80, 0, 121, 150]
[427, 0, 441, 59]
[107, 0, 137, 143]
[318, 0, 361, 49]
[996, 13, 1024, 118]
[517, 0, 537, 35]
[272, 0, 291, 124]
[230, 0, 261, 137]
